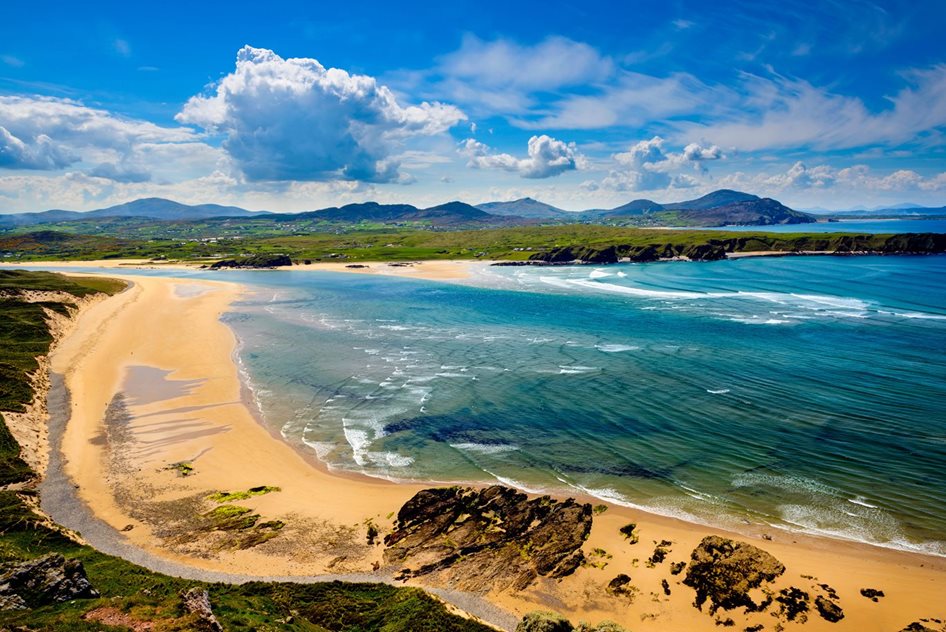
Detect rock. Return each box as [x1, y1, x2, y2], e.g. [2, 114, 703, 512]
[516, 610, 573, 632]
[209, 254, 292, 269]
[576, 622, 629, 632]
[815, 595, 844, 623]
[0, 594, 28, 610]
[646, 539, 672, 567]
[860, 587, 885, 601]
[0, 554, 99, 608]
[682, 535, 785, 614]
[900, 621, 946, 632]
[606, 574, 632, 595]
[776, 587, 810, 622]
[661, 578, 671, 596]
[669, 561, 686, 575]
[384, 485, 593, 591]
[180, 587, 224, 632]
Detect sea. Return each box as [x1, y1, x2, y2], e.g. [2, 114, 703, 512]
[10, 251, 946, 557]
[688, 218, 946, 234]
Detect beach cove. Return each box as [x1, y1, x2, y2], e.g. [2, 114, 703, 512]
[15, 258, 944, 631]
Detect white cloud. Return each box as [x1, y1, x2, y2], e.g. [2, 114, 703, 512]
[177, 45, 466, 183]
[517, 70, 725, 130]
[717, 161, 946, 196]
[0, 96, 201, 179]
[0, 126, 75, 170]
[408, 35, 614, 119]
[439, 35, 612, 92]
[678, 65, 946, 151]
[459, 134, 583, 179]
[593, 136, 722, 191]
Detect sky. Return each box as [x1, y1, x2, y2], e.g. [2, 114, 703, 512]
[1, 0, 945, 213]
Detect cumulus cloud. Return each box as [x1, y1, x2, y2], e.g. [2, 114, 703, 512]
[0, 95, 201, 179]
[717, 161, 946, 195]
[177, 45, 466, 183]
[593, 136, 722, 191]
[459, 135, 582, 179]
[0, 126, 75, 170]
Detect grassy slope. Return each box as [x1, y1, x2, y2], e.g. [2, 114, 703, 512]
[4, 224, 941, 264]
[0, 272, 127, 484]
[0, 270, 493, 631]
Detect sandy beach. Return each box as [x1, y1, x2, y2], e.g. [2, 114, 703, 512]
[36, 269, 946, 631]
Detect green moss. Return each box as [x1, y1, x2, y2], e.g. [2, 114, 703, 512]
[166, 461, 194, 477]
[619, 523, 639, 544]
[593, 504, 608, 515]
[208, 485, 281, 503]
[203, 505, 259, 531]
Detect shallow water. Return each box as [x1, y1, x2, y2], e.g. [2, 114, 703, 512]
[10, 257, 946, 555]
[214, 256, 946, 556]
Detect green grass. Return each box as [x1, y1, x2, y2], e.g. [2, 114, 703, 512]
[208, 485, 281, 503]
[0, 492, 491, 630]
[3, 223, 942, 265]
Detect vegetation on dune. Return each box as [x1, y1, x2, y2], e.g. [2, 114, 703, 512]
[0, 270, 494, 631]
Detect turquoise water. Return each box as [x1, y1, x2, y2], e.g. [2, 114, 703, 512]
[9, 257, 946, 555]
[214, 256, 946, 556]
[683, 218, 946, 233]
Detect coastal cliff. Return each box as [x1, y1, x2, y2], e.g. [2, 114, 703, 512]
[523, 232, 946, 264]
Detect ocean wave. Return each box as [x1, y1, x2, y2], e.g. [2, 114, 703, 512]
[450, 442, 520, 455]
[706, 388, 731, 394]
[595, 344, 640, 352]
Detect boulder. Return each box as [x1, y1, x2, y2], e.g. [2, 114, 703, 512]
[384, 485, 593, 591]
[815, 595, 844, 623]
[0, 553, 99, 609]
[209, 254, 292, 269]
[682, 535, 785, 614]
[181, 587, 223, 632]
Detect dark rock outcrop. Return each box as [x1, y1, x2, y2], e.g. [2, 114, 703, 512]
[384, 485, 593, 591]
[815, 595, 844, 622]
[209, 254, 292, 269]
[860, 587, 885, 601]
[180, 587, 224, 631]
[682, 536, 785, 614]
[0, 553, 98, 609]
[606, 574, 632, 595]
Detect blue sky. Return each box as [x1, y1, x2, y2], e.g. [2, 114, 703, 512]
[1, 0, 945, 212]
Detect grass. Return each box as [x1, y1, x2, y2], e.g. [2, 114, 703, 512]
[208, 485, 281, 503]
[0, 271, 124, 484]
[0, 270, 494, 631]
[2, 223, 941, 264]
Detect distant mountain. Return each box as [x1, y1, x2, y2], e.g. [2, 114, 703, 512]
[294, 201, 496, 226]
[661, 189, 760, 211]
[0, 198, 265, 227]
[594, 189, 814, 226]
[602, 199, 665, 217]
[476, 197, 568, 219]
[667, 197, 815, 226]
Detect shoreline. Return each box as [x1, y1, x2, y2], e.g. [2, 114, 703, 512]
[22, 267, 946, 630]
